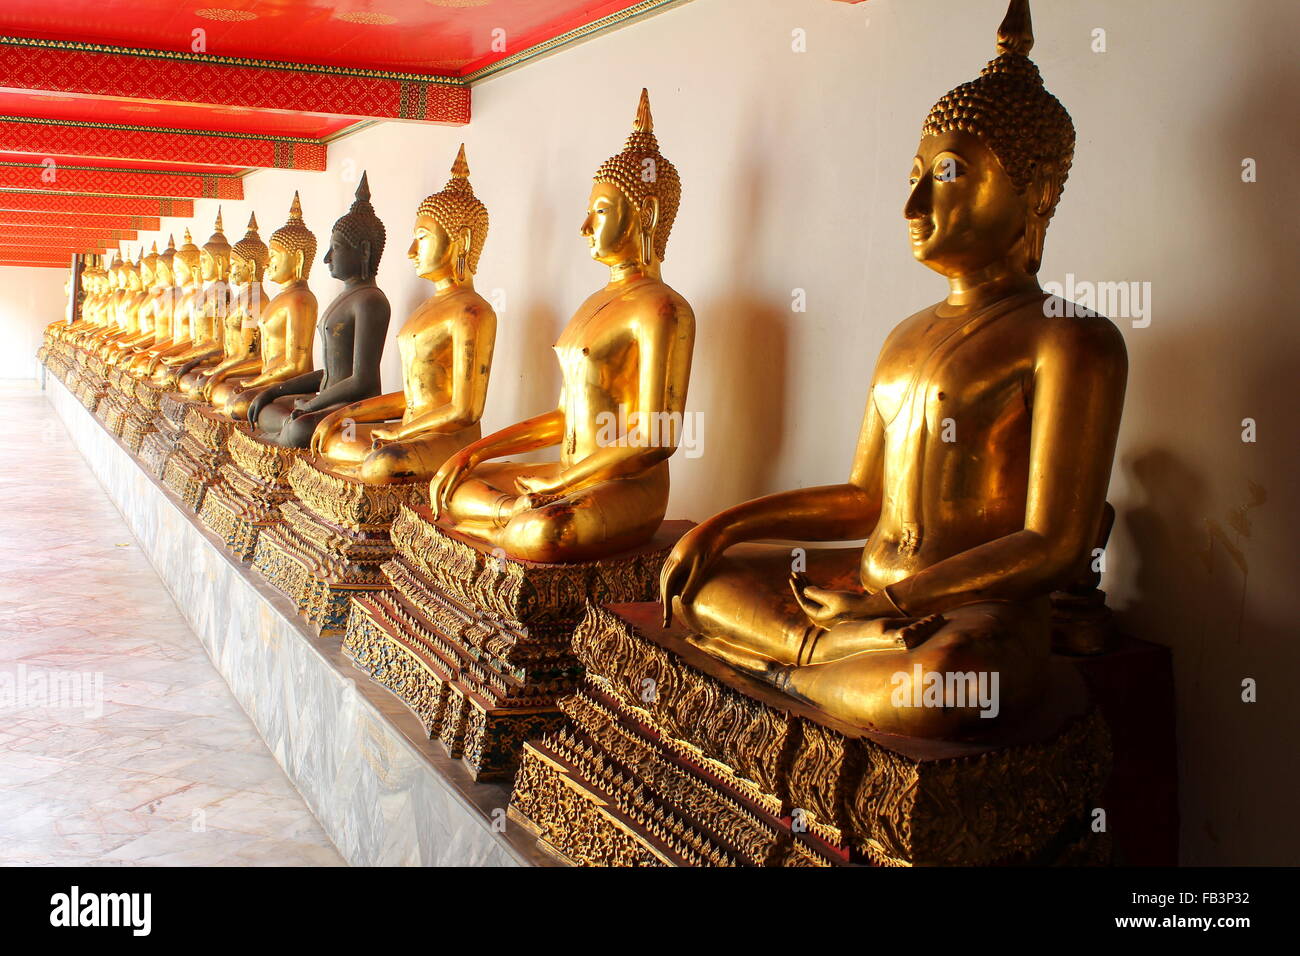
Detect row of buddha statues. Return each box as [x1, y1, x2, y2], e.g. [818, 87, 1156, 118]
[44, 0, 1127, 751]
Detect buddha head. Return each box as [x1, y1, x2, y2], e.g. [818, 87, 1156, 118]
[584, 88, 681, 271]
[268, 192, 317, 284]
[326, 171, 386, 282]
[906, 0, 1074, 278]
[411, 145, 488, 282]
[124, 252, 142, 292]
[174, 229, 202, 288]
[141, 242, 159, 290]
[156, 235, 176, 288]
[231, 212, 269, 286]
[109, 250, 125, 292]
[201, 208, 232, 282]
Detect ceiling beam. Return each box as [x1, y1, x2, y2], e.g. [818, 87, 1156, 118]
[0, 162, 243, 199]
[0, 37, 470, 124]
[0, 116, 327, 171]
[0, 191, 192, 217]
[0, 209, 160, 230]
[0, 223, 138, 242]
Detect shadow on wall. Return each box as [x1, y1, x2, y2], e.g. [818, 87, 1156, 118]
[688, 111, 789, 510]
[1114, 50, 1300, 865]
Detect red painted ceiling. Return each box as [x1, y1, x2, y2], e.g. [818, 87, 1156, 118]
[0, 1, 645, 73]
[0, 0, 668, 264]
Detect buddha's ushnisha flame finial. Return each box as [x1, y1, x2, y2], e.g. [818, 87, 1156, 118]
[249, 212, 258, 231]
[356, 170, 371, 203]
[289, 191, 303, 222]
[183, 228, 193, 245]
[166, 234, 176, 251]
[996, 0, 1033, 56]
[417, 144, 489, 275]
[150, 241, 158, 254]
[593, 88, 681, 263]
[206, 206, 231, 251]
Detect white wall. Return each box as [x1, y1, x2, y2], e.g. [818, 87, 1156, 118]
[0, 265, 70, 378]
[44, 0, 1300, 862]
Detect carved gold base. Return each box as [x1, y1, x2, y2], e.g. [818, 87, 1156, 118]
[342, 507, 693, 781]
[199, 426, 300, 562]
[509, 603, 1113, 868]
[162, 405, 234, 513]
[252, 459, 428, 634]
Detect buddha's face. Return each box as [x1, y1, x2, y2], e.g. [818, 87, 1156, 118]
[581, 182, 639, 266]
[230, 253, 251, 286]
[141, 261, 156, 288]
[126, 267, 142, 292]
[409, 214, 452, 279]
[200, 248, 222, 281]
[267, 240, 299, 284]
[325, 228, 367, 281]
[155, 260, 173, 287]
[905, 130, 1026, 277]
[174, 255, 192, 286]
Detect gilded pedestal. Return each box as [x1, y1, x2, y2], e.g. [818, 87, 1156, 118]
[253, 458, 427, 635]
[163, 404, 234, 513]
[343, 507, 693, 781]
[509, 603, 1113, 867]
[140, 389, 191, 479]
[121, 378, 165, 454]
[199, 426, 301, 562]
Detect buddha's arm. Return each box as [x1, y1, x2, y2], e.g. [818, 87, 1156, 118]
[431, 408, 566, 515]
[300, 302, 390, 413]
[388, 312, 495, 440]
[662, 392, 885, 621]
[309, 390, 406, 455]
[868, 323, 1128, 618]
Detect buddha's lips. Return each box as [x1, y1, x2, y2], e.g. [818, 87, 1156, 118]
[909, 222, 935, 241]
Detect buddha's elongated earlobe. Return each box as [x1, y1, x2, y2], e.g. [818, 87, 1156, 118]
[639, 196, 660, 266]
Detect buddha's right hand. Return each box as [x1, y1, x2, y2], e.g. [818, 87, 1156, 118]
[659, 523, 726, 628]
[430, 449, 477, 518]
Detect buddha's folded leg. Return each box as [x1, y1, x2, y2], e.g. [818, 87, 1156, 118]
[356, 424, 481, 484]
[209, 375, 253, 408]
[316, 422, 385, 473]
[680, 544, 862, 665]
[442, 462, 562, 526]
[253, 395, 296, 435]
[498, 465, 670, 563]
[274, 405, 338, 448]
[777, 599, 1051, 738]
[224, 385, 266, 423]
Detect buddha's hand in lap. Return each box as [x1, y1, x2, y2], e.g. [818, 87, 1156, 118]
[514, 473, 564, 497]
[310, 412, 345, 455]
[791, 573, 945, 655]
[369, 425, 399, 444]
[659, 523, 727, 627]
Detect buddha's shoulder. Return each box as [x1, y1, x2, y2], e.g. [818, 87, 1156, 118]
[1035, 297, 1127, 364]
[620, 278, 693, 317]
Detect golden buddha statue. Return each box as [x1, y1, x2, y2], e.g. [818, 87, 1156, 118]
[248, 173, 390, 447]
[86, 251, 128, 354]
[214, 193, 317, 421]
[136, 231, 200, 377]
[310, 148, 493, 481]
[162, 213, 233, 385]
[660, 0, 1127, 741]
[429, 91, 695, 562]
[127, 239, 179, 377]
[191, 214, 267, 398]
[59, 257, 101, 341]
[103, 251, 151, 364]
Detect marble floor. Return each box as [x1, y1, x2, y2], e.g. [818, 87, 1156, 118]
[0, 379, 342, 866]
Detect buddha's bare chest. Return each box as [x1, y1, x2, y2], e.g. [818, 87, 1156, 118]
[872, 313, 1038, 432]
